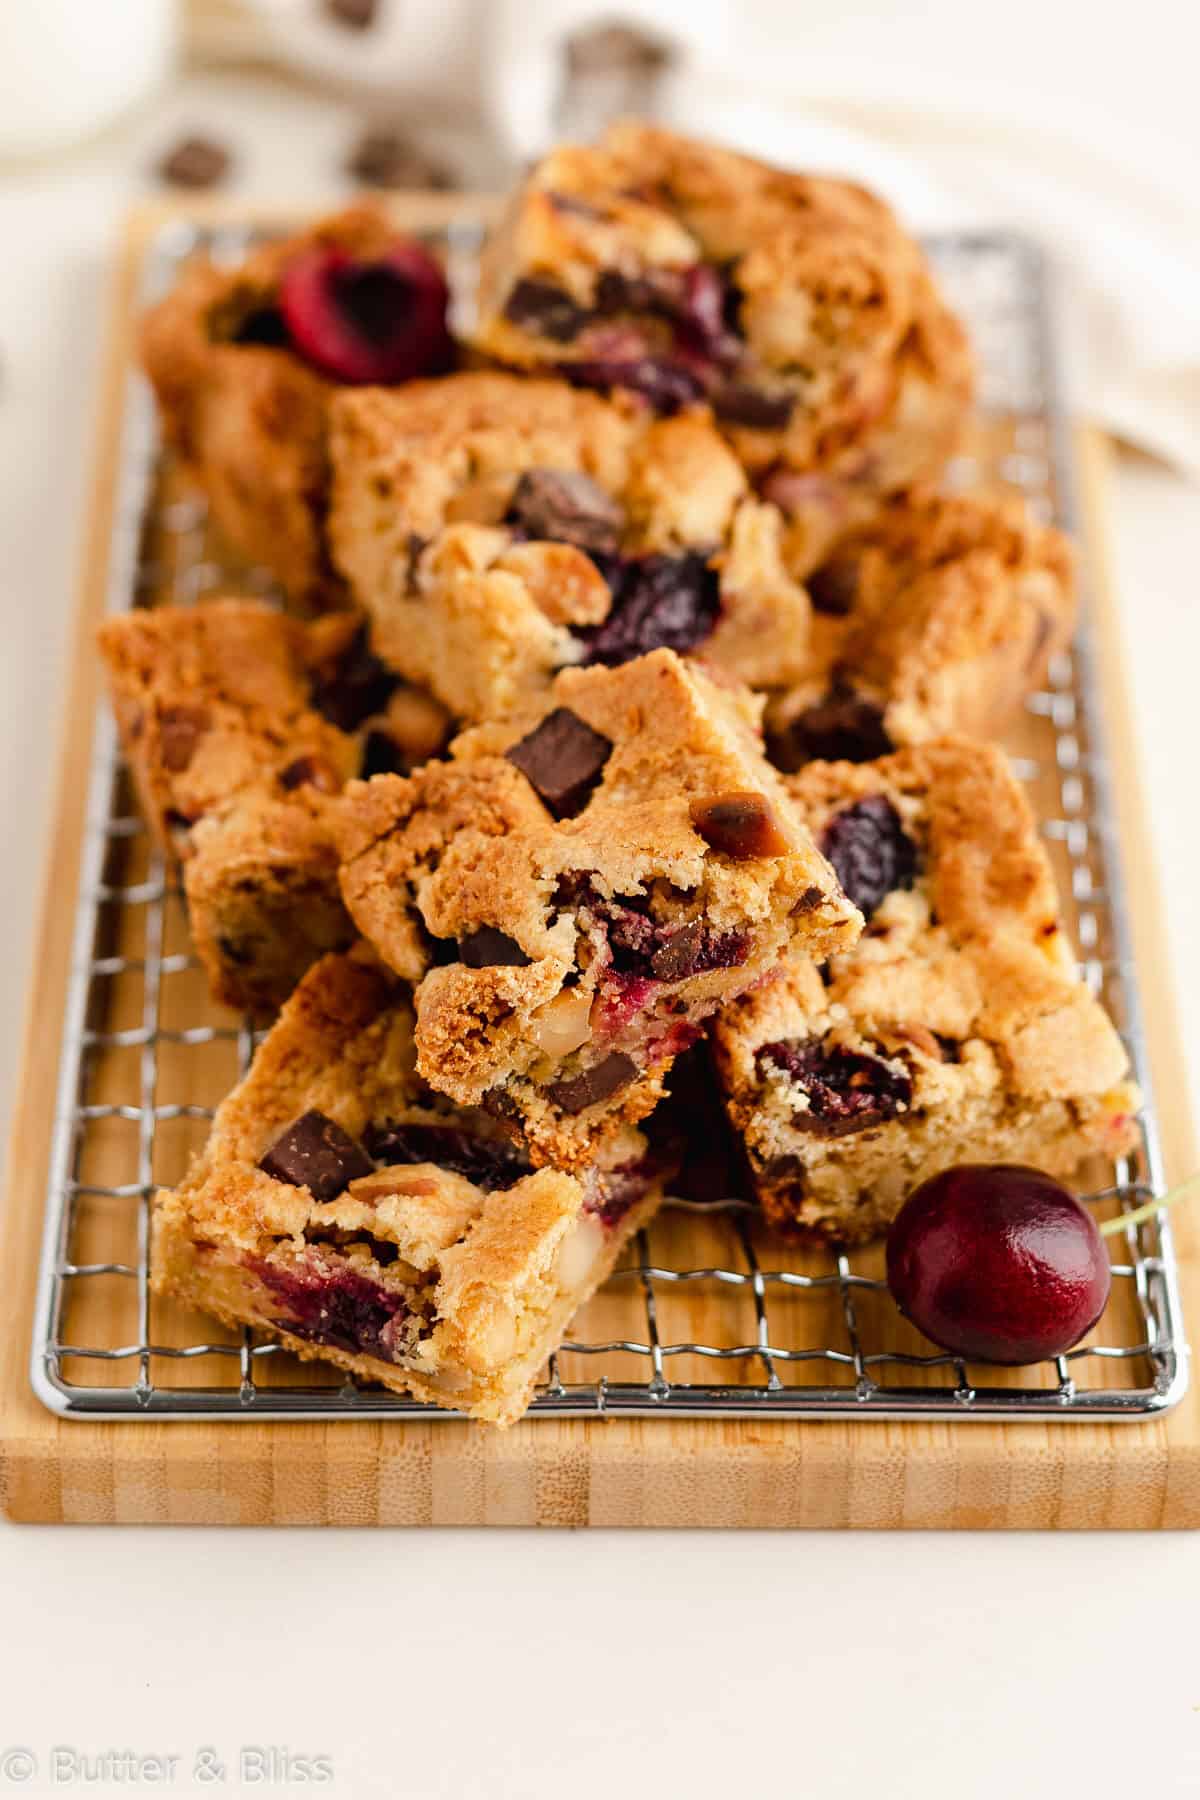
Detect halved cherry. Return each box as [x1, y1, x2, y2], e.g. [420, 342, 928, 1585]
[279, 242, 452, 384]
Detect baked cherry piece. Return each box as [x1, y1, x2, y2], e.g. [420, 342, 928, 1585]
[279, 242, 452, 384]
[886, 1164, 1111, 1363]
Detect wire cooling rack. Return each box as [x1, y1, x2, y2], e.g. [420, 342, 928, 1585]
[30, 220, 1187, 1422]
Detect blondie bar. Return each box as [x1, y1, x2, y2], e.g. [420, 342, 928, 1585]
[473, 121, 972, 486]
[141, 205, 452, 599]
[712, 740, 1140, 1244]
[336, 649, 862, 1169]
[328, 371, 813, 718]
[765, 487, 1077, 767]
[153, 949, 669, 1424]
[99, 598, 450, 1012]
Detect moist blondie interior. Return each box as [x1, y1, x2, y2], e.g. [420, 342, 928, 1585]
[765, 486, 1077, 767]
[473, 121, 972, 486]
[329, 372, 812, 718]
[712, 739, 1140, 1244]
[99, 598, 450, 1012]
[335, 649, 861, 1169]
[140, 205, 444, 598]
[153, 949, 669, 1424]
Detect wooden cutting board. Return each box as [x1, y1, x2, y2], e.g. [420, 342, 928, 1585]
[1, 201, 1196, 1527]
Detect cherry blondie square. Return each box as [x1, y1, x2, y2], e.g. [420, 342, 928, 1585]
[99, 598, 449, 1012]
[153, 950, 670, 1424]
[328, 371, 812, 719]
[335, 649, 861, 1170]
[141, 205, 452, 598]
[472, 121, 973, 489]
[713, 740, 1140, 1245]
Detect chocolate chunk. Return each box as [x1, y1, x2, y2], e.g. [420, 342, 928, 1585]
[791, 884, 824, 915]
[759, 1039, 912, 1137]
[546, 1052, 638, 1115]
[325, 0, 378, 27]
[156, 135, 231, 190]
[506, 707, 613, 818]
[504, 279, 589, 342]
[691, 792, 790, 860]
[563, 356, 706, 414]
[259, 1110, 374, 1202]
[578, 551, 720, 665]
[364, 1122, 532, 1191]
[711, 384, 794, 429]
[310, 625, 397, 731]
[820, 794, 918, 919]
[807, 556, 861, 617]
[769, 693, 892, 769]
[159, 703, 210, 772]
[650, 920, 750, 982]
[347, 126, 455, 190]
[507, 468, 624, 555]
[279, 754, 341, 794]
[457, 927, 531, 968]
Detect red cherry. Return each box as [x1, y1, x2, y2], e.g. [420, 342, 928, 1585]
[279, 242, 452, 385]
[885, 1164, 1111, 1363]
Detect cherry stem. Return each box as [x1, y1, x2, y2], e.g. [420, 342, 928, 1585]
[1098, 1171, 1200, 1238]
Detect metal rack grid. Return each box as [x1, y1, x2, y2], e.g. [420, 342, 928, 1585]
[30, 220, 1188, 1422]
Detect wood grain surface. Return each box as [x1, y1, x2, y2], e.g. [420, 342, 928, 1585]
[1, 201, 1195, 1527]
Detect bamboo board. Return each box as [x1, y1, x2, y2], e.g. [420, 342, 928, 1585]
[1, 201, 1196, 1527]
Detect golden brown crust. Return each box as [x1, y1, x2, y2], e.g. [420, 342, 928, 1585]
[141, 205, 418, 599]
[766, 486, 1078, 761]
[335, 650, 861, 1168]
[152, 950, 666, 1424]
[712, 739, 1140, 1243]
[472, 120, 972, 482]
[328, 374, 812, 719]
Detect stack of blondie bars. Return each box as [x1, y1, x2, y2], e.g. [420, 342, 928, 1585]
[101, 123, 1139, 1423]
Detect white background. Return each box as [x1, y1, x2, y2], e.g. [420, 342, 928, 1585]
[1, 5, 1199, 1796]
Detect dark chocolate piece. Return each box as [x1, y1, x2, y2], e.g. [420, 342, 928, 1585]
[769, 693, 893, 769]
[159, 703, 210, 773]
[156, 135, 231, 190]
[504, 280, 589, 342]
[711, 384, 794, 429]
[346, 126, 455, 190]
[363, 1122, 532, 1191]
[506, 468, 624, 555]
[807, 556, 861, 617]
[259, 1109, 374, 1202]
[506, 707, 613, 818]
[649, 920, 750, 982]
[546, 1052, 638, 1115]
[691, 792, 790, 860]
[310, 625, 397, 732]
[279, 754, 341, 793]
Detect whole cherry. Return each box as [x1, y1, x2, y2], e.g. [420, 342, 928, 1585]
[885, 1164, 1111, 1363]
[279, 241, 452, 384]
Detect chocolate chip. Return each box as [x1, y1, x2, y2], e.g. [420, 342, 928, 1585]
[546, 1052, 638, 1115]
[259, 1110, 374, 1202]
[359, 729, 403, 779]
[820, 794, 918, 919]
[346, 126, 455, 190]
[310, 625, 397, 731]
[506, 469, 624, 555]
[650, 920, 750, 982]
[325, 0, 378, 27]
[691, 792, 790, 860]
[769, 693, 892, 769]
[711, 384, 794, 429]
[791, 885, 824, 915]
[562, 357, 706, 414]
[759, 1039, 912, 1137]
[156, 136, 231, 190]
[578, 551, 720, 666]
[504, 280, 590, 343]
[506, 707, 613, 818]
[232, 305, 290, 348]
[807, 556, 861, 617]
[363, 1122, 532, 1191]
[159, 703, 210, 772]
[457, 927, 531, 968]
[279, 754, 341, 794]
